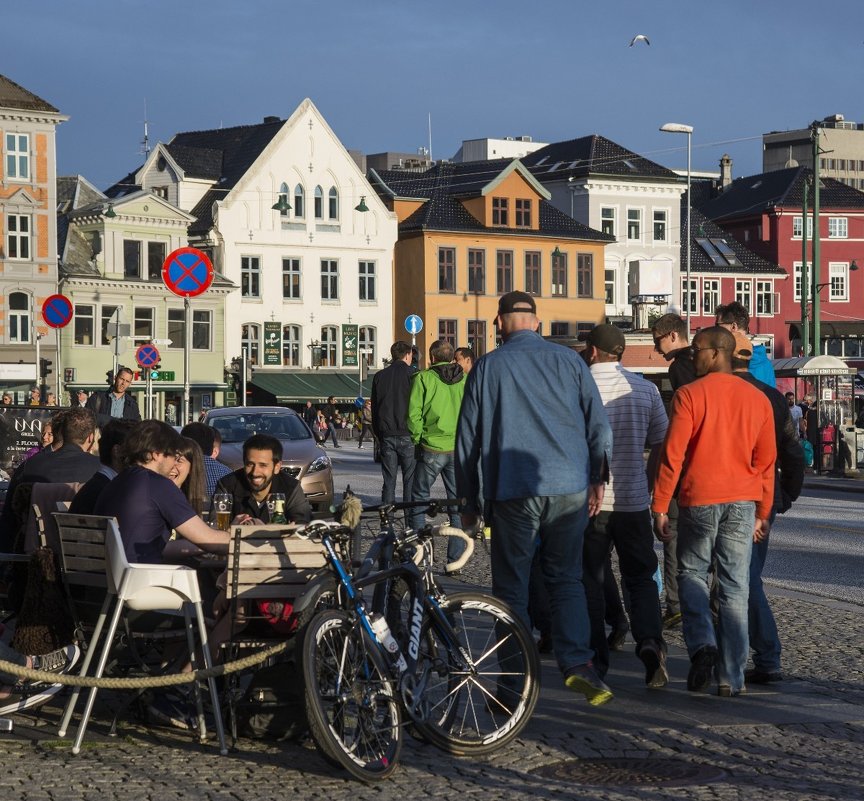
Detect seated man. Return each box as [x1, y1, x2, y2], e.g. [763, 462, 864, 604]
[214, 434, 311, 526]
[0, 642, 80, 718]
[70, 419, 137, 515]
[94, 420, 230, 563]
[180, 421, 232, 498]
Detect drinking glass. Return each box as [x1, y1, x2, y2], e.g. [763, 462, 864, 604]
[213, 492, 233, 531]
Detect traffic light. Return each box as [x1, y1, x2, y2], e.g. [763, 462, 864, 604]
[150, 362, 161, 380]
[39, 358, 53, 380]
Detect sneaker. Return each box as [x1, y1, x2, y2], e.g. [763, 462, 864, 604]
[687, 645, 718, 692]
[536, 634, 554, 654]
[606, 626, 629, 651]
[0, 684, 63, 717]
[638, 640, 668, 689]
[717, 684, 746, 697]
[744, 668, 783, 684]
[564, 663, 613, 706]
[662, 610, 682, 630]
[147, 694, 192, 731]
[31, 644, 80, 679]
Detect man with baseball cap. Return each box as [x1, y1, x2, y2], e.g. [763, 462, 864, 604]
[456, 291, 614, 705]
[580, 325, 669, 688]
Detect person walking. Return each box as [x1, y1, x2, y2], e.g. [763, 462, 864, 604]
[371, 341, 416, 508]
[652, 326, 776, 697]
[407, 339, 466, 564]
[456, 291, 614, 705]
[320, 396, 341, 448]
[580, 325, 669, 688]
[86, 366, 141, 426]
[357, 399, 374, 449]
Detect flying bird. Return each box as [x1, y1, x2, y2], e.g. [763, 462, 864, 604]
[629, 34, 650, 47]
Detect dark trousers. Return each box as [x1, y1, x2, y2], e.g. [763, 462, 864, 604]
[379, 434, 416, 509]
[324, 424, 340, 447]
[663, 498, 680, 614]
[583, 510, 663, 677]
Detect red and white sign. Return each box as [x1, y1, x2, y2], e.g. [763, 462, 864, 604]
[162, 247, 214, 298]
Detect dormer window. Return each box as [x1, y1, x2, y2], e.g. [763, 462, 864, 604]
[515, 199, 532, 228]
[492, 197, 509, 226]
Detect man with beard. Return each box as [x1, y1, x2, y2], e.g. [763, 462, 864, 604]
[213, 433, 311, 525]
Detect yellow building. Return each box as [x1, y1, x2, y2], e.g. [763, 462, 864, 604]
[369, 159, 613, 358]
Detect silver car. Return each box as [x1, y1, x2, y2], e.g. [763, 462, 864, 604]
[202, 406, 334, 514]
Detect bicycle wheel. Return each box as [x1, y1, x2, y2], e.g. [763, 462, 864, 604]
[302, 609, 402, 781]
[411, 592, 539, 755]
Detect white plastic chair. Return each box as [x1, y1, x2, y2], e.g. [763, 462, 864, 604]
[69, 516, 227, 755]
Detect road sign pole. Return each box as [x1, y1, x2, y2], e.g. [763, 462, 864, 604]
[183, 295, 191, 424]
[146, 367, 153, 419]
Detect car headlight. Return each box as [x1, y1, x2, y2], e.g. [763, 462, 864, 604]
[307, 455, 331, 474]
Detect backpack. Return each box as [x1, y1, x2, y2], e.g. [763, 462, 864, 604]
[236, 642, 307, 741]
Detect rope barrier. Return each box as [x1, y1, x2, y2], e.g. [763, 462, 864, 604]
[0, 640, 290, 690]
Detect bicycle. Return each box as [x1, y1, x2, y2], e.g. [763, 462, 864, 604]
[299, 501, 540, 782]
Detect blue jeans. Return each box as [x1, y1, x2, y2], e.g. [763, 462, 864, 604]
[749, 512, 781, 672]
[379, 435, 416, 508]
[677, 502, 754, 691]
[410, 449, 465, 563]
[323, 424, 340, 447]
[490, 493, 592, 676]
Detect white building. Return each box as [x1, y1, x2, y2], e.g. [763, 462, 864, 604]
[452, 136, 547, 163]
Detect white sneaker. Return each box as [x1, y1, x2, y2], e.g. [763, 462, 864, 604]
[0, 684, 62, 716]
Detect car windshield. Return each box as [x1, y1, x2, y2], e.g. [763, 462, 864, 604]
[210, 413, 312, 443]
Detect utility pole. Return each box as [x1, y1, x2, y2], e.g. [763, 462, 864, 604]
[801, 177, 810, 356]
[811, 123, 822, 356]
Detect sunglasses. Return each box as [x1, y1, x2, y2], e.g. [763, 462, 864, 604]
[652, 332, 671, 348]
[688, 345, 730, 357]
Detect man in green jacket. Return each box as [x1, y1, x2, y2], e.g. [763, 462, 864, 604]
[408, 339, 466, 564]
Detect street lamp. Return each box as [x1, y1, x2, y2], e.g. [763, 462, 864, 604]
[660, 122, 694, 337]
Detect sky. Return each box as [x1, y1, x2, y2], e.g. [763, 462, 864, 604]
[5, 0, 863, 191]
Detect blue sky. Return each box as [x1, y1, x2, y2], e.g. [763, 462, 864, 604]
[5, 0, 863, 190]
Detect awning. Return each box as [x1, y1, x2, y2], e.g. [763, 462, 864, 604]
[789, 322, 864, 340]
[771, 355, 856, 377]
[250, 371, 374, 405]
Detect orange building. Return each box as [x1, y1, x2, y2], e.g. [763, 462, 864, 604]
[369, 159, 613, 359]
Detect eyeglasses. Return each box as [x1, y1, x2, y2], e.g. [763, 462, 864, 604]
[652, 332, 671, 349]
[689, 345, 730, 357]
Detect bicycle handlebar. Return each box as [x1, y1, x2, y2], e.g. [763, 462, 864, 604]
[431, 525, 475, 574]
[362, 498, 466, 513]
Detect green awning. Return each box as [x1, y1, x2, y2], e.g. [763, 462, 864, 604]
[250, 371, 374, 404]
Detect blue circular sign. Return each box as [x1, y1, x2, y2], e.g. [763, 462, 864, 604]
[162, 247, 214, 298]
[42, 294, 74, 329]
[136, 344, 160, 368]
[405, 314, 423, 335]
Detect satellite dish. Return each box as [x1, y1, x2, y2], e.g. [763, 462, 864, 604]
[785, 158, 799, 168]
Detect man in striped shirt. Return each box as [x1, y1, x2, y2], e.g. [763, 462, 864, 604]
[581, 324, 669, 688]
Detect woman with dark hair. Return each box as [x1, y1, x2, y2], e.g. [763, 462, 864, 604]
[170, 437, 206, 516]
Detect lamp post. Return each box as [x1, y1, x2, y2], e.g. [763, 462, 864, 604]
[660, 122, 694, 337]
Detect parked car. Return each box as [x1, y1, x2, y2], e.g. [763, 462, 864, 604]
[201, 406, 334, 514]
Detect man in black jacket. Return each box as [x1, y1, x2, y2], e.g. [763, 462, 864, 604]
[86, 366, 142, 426]
[371, 341, 416, 507]
[213, 434, 311, 525]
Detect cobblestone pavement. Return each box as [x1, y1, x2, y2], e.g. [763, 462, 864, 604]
[1, 533, 863, 800]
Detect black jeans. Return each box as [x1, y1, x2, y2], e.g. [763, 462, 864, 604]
[583, 509, 663, 677]
[379, 434, 416, 509]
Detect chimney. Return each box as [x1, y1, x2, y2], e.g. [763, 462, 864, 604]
[719, 154, 733, 190]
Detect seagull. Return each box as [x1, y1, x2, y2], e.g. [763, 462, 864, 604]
[629, 34, 650, 47]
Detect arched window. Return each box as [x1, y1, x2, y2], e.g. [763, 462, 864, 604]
[276, 182, 290, 216]
[320, 325, 337, 367]
[8, 291, 30, 343]
[283, 324, 301, 366]
[314, 186, 323, 219]
[241, 323, 260, 366]
[328, 187, 339, 220]
[359, 326, 376, 368]
[294, 184, 305, 218]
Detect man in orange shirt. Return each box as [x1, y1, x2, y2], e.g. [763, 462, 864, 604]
[652, 326, 776, 697]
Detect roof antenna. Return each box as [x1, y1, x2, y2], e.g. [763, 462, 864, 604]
[428, 112, 433, 163]
[140, 99, 151, 158]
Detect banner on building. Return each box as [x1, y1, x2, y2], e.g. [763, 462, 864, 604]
[342, 324, 358, 367]
[263, 322, 282, 366]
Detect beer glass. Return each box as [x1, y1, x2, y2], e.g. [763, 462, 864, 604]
[213, 492, 232, 531]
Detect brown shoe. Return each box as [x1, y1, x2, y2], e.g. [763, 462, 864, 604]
[638, 640, 668, 688]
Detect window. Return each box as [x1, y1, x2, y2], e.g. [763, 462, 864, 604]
[492, 197, 509, 226]
[241, 256, 260, 298]
[74, 304, 94, 345]
[577, 254, 593, 298]
[756, 281, 774, 315]
[282, 258, 301, 299]
[8, 292, 30, 343]
[467, 320, 487, 356]
[525, 251, 541, 295]
[169, 309, 211, 349]
[242, 323, 260, 365]
[792, 216, 814, 239]
[702, 279, 720, 314]
[123, 240, 141, 278]
[468, 249, 485, 294]
[438, 319, 457, 347]
[282, 324, 301, 366]
[601, 207, 616, 237]
[152, 185, 168, 200]
[321, 259, 338, 300]
[148, 241, 166, 280]
[682, 278, 697, 314]
[735, 280, 752, 311]
[828, 217, 848, 238]
[438, 248, 455, 293]
[134, 307, 154, 339]
[276, 183, 290, 216]
[100, 306, 119, 345]
[496, 250, 513, 294]
[627, 209, 641, 241]
[6, 214, 30, 259]
[359, 261, 376, 301]
[294, 185, 305, 218]
[168, 309, 184, 348]
[695, 237, 741, 268]
[359, 326, 376, 367]
[552, 251, 568, 297]
[829, 262, 849, 300]
[550, 322, 570, 336]
[515, 199, 532, 228]
[328, 187, 339, 220]
[314, 186, 323, 219]
[5, 133, 29, 180]
[793, 262, 803, 301]
[653, 210, 667, 242]
[605, 270, 615, 305]
[320, 325, 337, 367]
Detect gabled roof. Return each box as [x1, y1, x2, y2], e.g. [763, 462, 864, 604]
[522, 134, 679, 181]
[0, 74, 59, 113]
[699, 166, 864, 221]
[57, 175, 106, 214]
